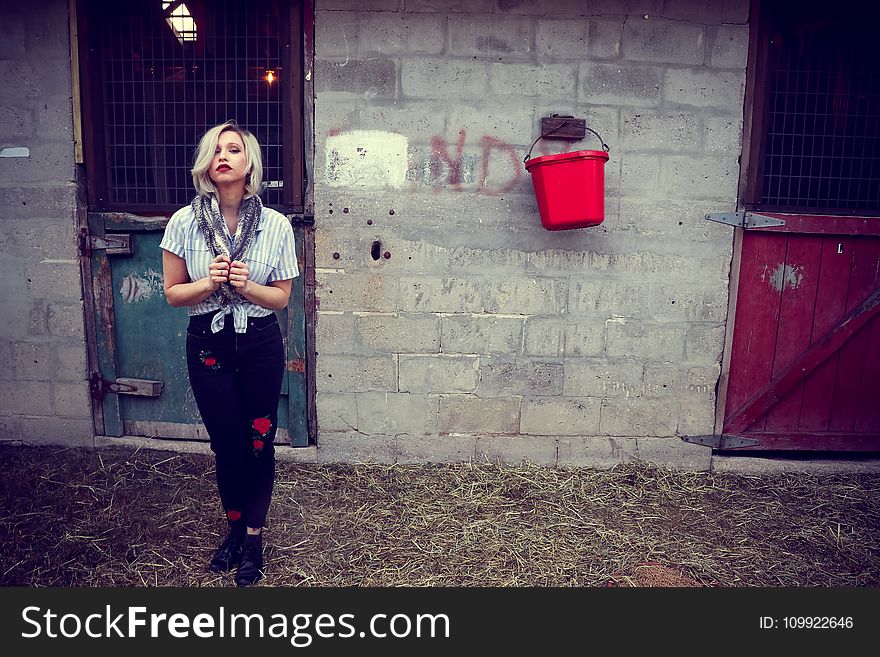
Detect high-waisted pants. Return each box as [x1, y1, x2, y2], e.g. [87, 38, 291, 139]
[186, 312, 284, 529]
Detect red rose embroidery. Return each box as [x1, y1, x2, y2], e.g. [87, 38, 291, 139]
[252, 418, 271, 435]
[226, 510, 241, 522]
[252, 439, 264, 450]
[204, 357, 217, 367]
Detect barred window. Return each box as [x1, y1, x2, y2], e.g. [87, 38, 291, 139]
[79, 0, 303, 212]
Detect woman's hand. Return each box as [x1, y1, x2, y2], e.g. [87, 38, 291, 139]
[208, 255, 230, 290]
[229, 260, 250, 293]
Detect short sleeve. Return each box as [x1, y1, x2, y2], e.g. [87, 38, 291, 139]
[267, 218, 299, 282]
[159, 207, 189, 258]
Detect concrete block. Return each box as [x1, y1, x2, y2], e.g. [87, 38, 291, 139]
[25, 260, 82, 302]
[677, 397, 717, 436]
[475, 435, 556, 466]
[704, 114, 743, 153]
[659, 155, 739, 200]
[663, 68, 745, 108]
[521, 397, 601, 435]
[0, 104, 33, 139]
[708, 25, 748, 69]
[589, 17, 624, 59]
[479, 359, 564, 396]
[0, 142, 75, 184]
[622, 18, 705, 65]
[402, 59, 489, 99]
[316, 392, 358, 432]
[33, 95, 74, 142]
[662, 0, 749, 25]
[359, 102, 446, 140]
[570, 278, 728, 321]
[356, 391, 432, 434]
[315, 58, 397, 96]
[536, 19, 589, 59]
[320, 0, 401, 10]
[52, 339, 87, 382]
[557, 436, 639, 468]
[563, 320, 607, 358]
[3, 340, 52, 380]
[589, 250, 730, 281]
[356, 312, 440, 353]
[523, 316, 563, 357]
[606, 320, 687, 360]
[637, 436, 711, 471]
[52, 381, 90, 418]
[580, 63, 662, 105]
[0, 187, 76, 222]
[315, 11, 359, 58]
[24, 2, 71, 55]
[600, 397, 679, 436]
[0, 61, 39, 98]
[399, 354, 479, 393]
[447, 105, 534, 146]
[439, 395, 520, 433]
[0, 14, 26, 58]
[396, 434, 477, 464]
[498, 0, 594, 14]
[399, 276, 567, 314]
[0, 415, 93, 446]
[643, 362, 720, 398]
[403, 0, 497, 12]
[621, 110, 702, 151]
[447, 15, 531, 56]
[563, 359, 643, 397]
[441, 314, 522, 355]
[316, 312, 357, 354]
[686, 323, 727, 361]
[314, 97, 358, 137]
[367, 13, 445, 55]
[316, 355, 397, 392]
[316, 272, 398, 312]
[527, 249, 588, 273]
[46, 302, 84, 338]
[489, 63, 578, 99]
[619, 153, 660, 196]
[0, 380, 52, 415]
[616, 197, 736, 243]
[316, 432, 397, 464]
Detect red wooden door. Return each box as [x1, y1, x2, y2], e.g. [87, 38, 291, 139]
[718, 214, 880, 451]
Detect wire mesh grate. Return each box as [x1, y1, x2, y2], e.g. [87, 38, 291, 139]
[99, 0, 287, 208]
[761, 8, 880, 212]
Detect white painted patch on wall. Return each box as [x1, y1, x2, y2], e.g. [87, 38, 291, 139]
[120, 269, 164, 303]
[325, 130, 407, 189]
[0, 147, 29, 158]
[766, 262, 803, 292]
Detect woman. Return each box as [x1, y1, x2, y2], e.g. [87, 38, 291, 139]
[160, 121, 299, 586]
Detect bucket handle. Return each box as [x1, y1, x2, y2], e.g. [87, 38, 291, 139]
[523, 124, 610, 164]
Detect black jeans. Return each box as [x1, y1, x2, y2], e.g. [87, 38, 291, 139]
[186, 312, 284, 529]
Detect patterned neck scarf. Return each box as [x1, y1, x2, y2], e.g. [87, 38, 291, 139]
[191, 193, 263, 308]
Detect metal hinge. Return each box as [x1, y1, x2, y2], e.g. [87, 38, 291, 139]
[704, 212, 786, 229]
[78, 228, 132, 256]
[681, 434, 763, 449]
[90, 372, 163, 400]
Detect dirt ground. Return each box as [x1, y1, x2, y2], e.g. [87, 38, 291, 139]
[1, 444, 878, 587]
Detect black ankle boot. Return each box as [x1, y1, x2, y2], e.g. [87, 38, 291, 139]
[209, 524, 245, 573]
[235, 533, 264, 586]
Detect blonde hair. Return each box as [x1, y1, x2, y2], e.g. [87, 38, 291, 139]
[191, 121, 264, 198]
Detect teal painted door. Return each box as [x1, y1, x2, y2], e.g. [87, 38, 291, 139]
[87, 212, 309, 446]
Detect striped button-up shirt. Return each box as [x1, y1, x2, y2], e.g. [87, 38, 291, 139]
[159, 204, 300, 333]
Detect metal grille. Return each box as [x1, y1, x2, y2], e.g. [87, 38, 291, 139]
[99, 0, 286, 207]
[761, 9, 880, 213]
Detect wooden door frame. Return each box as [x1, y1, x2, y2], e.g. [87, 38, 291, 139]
[73, 0, 317, 444]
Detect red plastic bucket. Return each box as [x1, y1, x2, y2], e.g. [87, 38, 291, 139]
[525, 148, 609, 230]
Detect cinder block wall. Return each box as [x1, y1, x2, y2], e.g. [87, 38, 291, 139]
[0, 0, 92, 445]
[313, 0, 747, 469]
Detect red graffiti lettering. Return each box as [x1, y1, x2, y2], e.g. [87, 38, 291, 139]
[477, 135, 523, 196]
[430, 129, 467, 191]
